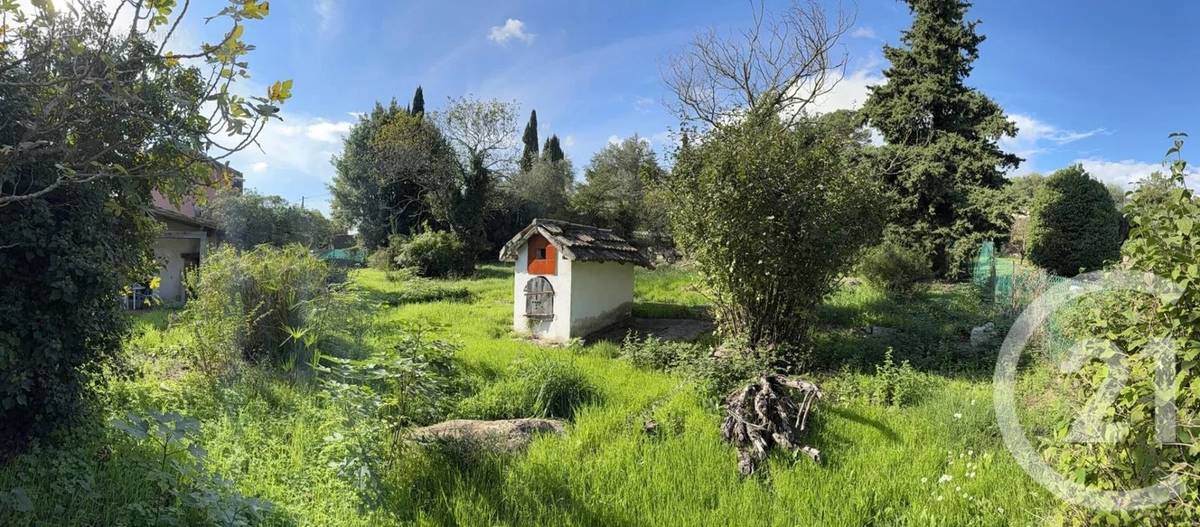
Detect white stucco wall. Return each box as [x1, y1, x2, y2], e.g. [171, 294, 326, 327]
[153, 237, 200, 304]
[568, 261, 635, 338]
[152, 219, 212, 305]
[511, 241, 637, 342]
[512, 243, 573, 342]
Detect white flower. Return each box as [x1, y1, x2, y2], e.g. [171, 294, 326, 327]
[970, 399, 977, 406]
[921, 477, 928, 483]
[998, 507, 1005, 513]
[938, 474, 952, 484]
[936, 495, 944, 502]
[953, 412, 963, 419]
[955, 486, 961, 492]
[967, 449, 974, 456]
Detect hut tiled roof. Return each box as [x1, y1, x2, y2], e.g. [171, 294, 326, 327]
[499, 218, 651, 268]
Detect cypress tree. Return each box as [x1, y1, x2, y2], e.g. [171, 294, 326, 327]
[411, 86, 424, 116]
[860, 0, 1019, 278]
[520, 109, 539, 172]
[542, 134, 565, 163]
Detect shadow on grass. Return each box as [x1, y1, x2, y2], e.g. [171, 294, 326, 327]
[354, 283, 472, 307]
[811, 283, 1009, 380]
[471, 263, 512, 280]
[632, 302, 709, 320]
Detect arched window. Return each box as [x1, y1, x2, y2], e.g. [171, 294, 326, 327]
[524, 277, 554, 318]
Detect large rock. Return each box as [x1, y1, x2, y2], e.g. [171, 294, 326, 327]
[970, 322, 996, 349]
[410, 419, 565, 452]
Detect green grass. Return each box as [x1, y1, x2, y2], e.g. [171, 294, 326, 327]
[0, 263, 1057, 526]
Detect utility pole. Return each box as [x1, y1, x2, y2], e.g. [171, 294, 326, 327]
[300, 196, 305, 209]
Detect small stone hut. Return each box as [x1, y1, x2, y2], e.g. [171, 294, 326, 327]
[500, 219, 651, 342]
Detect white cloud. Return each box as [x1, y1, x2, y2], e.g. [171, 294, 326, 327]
[606, 135, 622, 146]
[562, 135, 576, 149]
[850, 26, 877, 39]
[305, 121, 354, 143]
[488, 19, 535, 45]
[1074, 158, 1198, 190]
[1000, 113, 1106, 172]
[807, 68, 885, 114]
[315, 0, 338, 34]
[635, 96, 655, 113]
[227, 113, 354, 188]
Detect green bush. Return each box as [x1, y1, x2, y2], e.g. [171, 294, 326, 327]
[1026, 165, 1122, 276]
[395, 230, 467, 278]
[0, 176, 158, 449]
[857, 241, 933, 297]
[1049, 141, 1200, 523]
[457, 354, 598, 420]
[619, 335, 707, 371]
[179, 245, 370, 370]
[657, 104, 884, 356]
[368, 248, 394, 271]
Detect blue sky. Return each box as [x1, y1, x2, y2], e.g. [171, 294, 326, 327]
[205, 1, 1200, 214]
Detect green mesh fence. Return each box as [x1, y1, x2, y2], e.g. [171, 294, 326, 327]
[319, 247, 366, 267]
[972, 240, 997, 302]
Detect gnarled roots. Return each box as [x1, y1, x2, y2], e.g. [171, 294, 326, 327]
[719, 374, 822, 476]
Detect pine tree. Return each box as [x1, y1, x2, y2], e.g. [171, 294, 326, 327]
[542, 134, 565, 163]
[411, 86, 425, 116]
[860, 0, 1019, 277]
[520, 109, 539, 172]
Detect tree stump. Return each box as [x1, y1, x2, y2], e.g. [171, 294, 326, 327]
[719, 374, 822, 476]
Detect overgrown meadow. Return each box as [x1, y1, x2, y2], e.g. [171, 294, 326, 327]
[0, 263, 1058, 526]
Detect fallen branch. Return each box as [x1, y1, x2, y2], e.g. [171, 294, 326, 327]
[719, 373, 822, 475]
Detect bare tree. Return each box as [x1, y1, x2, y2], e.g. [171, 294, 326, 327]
[0, 0, 290, 208]
[435, 96, 520, 172]
[664, 0, 852, 128]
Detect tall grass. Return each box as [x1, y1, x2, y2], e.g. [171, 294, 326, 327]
[0, 263, 1057, 526]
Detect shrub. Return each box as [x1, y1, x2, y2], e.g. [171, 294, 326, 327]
[1048, 139, 1200, 523]
[179, 245, 370, 370]
[619, 335, 707, 371]
[395, 230, 467, 278]
[1026, 165, 1122, 276]
[457, 354, 598, 420]
[868, 348, 927, 407]
[857, 241, 933, 297]
[0, 177, 158, 449]
[368, 248, 394, 271]
[658, 104, 884, 357]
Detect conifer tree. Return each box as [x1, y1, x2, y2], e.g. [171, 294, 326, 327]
[520, 109, 539, 172]
[860, 0, 1019, 277]
[542, 134, 565, 163]
[411, 85, 425, 116]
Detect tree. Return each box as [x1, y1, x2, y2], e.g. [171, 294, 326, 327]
[203, 190, 334, 250]
[572, 136, 665, 237]
[0, 1, 289, 209]
[0, 0, 287, 448]
[435, 96, 520, 271]
[657, 104, 883, 358]
[860, 0, 1020, 278]
[520, 110, 540, 173]
[371, 112, 460, 234]
[664, 0, 850, 129]
[542, 135, 566, 163]
[1131, 170, 1182, 208]
[411, 86, 425, 116]
[330, 102, 429, 249]
[509, 157, 574, 219]
[1026, 165, 1122, 276]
